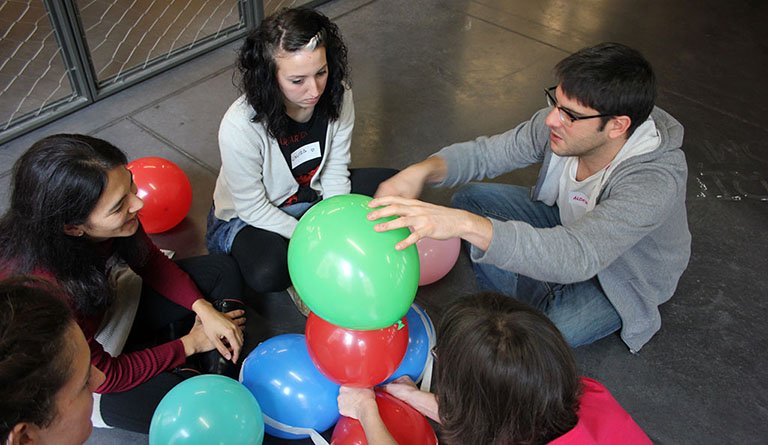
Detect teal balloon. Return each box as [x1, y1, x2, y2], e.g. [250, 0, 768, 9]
[288, 193, 419, 329]
[149, 375, 264, 445]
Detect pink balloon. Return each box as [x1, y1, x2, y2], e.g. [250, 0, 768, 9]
[416, 237, 460, 286]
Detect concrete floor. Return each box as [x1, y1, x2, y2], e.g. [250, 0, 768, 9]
[1, 0, 767, 443]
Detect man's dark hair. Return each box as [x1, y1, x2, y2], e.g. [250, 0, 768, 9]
[555, 42, 656, 137]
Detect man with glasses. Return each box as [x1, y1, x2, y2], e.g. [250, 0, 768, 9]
[368, 42, 690, 352]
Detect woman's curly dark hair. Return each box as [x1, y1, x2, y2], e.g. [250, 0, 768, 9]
[237, 7, 350, 139]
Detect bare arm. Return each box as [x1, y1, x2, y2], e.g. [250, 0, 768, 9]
[374, 156, 448, 199]
[338, 387, 398, 445]
[382, 376, 440, 423]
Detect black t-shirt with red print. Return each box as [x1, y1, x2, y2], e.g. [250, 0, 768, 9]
[278, 113, 329, 207]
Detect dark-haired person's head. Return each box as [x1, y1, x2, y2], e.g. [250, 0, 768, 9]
[554, 42, 656, 137]
[7, 133, 141, 242]
[237, 7, 350, 138]
[434, 292, 581, 445]
[0, 134, 145, 314]
[0, 277, 105, 445]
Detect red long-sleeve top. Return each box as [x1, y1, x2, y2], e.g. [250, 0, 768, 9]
[84, 229, 203, 393]
[1, 229, 206, 393]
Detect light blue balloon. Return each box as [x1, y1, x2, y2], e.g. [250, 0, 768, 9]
[240, 334, 340, 439]
[383, 304, 435, 384]
[149, 375, 264, 445]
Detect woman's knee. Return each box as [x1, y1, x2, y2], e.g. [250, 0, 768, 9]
[230, 225, 291, 292]
[176, 253, 243, 299]
[236, 257, 290, 293]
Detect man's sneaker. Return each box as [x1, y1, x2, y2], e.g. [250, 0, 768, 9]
[286, 286, 311, 317]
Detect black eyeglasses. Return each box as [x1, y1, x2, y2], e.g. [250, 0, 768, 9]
[544, 86, 612, 127]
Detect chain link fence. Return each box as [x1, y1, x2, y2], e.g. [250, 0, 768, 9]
[1, 0, 327, 145]
[1, 0, 76, 137]
[79, 0, 243, 86]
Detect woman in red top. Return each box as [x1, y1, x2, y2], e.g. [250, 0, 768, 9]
[0, 134, 247, 434]
[338, 292, 652, 444]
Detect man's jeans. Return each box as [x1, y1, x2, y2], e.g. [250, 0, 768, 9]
[451, 183, 621, 347]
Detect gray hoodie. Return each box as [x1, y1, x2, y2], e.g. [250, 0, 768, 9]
[434, 106, 691, 352]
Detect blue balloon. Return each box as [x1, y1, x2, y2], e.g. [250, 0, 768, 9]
[383, 304, 436, 384]
[240, 334, 340, 439]
[149, 375, 264, 445]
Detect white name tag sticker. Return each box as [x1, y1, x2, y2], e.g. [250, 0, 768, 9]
[568, 191, 589, 207]
[291, 141, 321, 168]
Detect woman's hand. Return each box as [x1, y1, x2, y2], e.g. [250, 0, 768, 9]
[382, 375, 419, 402]
[192, 299, 245, 363]
[382, 376, 441, 423]
[338, 386, 398, 445]
[180, 316, 213, 356]
[337, 386, 378, 420]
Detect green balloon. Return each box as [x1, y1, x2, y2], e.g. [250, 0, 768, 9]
[288, 194, 419, 329]
[149, 375, 265, 445]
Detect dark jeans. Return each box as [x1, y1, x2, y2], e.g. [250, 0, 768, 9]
[451, 182, 622, 347]
[99, 254, 243, 433]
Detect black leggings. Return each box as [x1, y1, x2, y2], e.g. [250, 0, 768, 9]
[99, 254, 243, 433]
[231, 167, 398, 293]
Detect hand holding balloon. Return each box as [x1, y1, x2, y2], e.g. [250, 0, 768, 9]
[332, 390, 437, 445]
[288, 194, 419, 330]
[367, 196, 492, 251]
[382, 376, 419, 401]
[337, 386, 378, 420]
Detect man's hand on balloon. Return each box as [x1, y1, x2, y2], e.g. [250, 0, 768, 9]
[367, 196, 492, 251]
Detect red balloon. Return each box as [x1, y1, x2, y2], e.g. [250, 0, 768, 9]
[305, 313, 408, 387]
[126, 157, 192, 234]
[331, 390, 437, 445]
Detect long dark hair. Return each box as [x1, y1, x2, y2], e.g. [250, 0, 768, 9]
[237, 7, 350, 139]
[434, 292, 581, 444]
[0, 277, 75, 441]
[0, 134, 147, 315]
